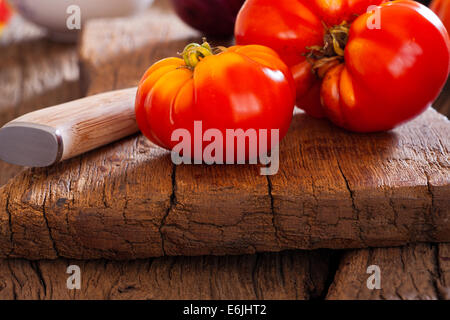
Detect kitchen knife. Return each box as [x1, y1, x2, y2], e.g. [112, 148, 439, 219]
[0, 87, 139, 167]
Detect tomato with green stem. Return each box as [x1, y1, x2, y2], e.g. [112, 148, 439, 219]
[236, 0, 450, 132]
[135, 40, 295, 162]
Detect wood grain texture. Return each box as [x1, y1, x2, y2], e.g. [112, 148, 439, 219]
[1, 244, 449, 300]
[0, 250, 330, 300]
[0, 0, 448, 301]
[0, 15, 81, 186]
[271, 108, 450, 250]
[0, 0, 448, 260]
[0, 14, 334, 297]
[326, 243, 450, 300]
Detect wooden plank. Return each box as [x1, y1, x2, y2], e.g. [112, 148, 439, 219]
[79, 0, 199, 96]
[270, 108, 450, 249]
[0, 0, 448, 260]
[326, 243, 450, 300]
[0, 1, 447, 301]
[0, 251, 330, 300]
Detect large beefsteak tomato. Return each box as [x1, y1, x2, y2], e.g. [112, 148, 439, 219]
[135, 41, 295, 162]
[236, 0, 450, 132]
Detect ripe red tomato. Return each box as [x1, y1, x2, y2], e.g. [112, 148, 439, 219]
[431, 0, 450, 32]
[0, 0, 12, 33]
[236, 0, 450, 132]
[135, 41, 295, 161]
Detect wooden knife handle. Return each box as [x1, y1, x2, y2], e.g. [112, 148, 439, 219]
[0, 87, 139, 167]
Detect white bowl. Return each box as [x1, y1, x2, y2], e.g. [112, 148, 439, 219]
[10, 0, 154, 41]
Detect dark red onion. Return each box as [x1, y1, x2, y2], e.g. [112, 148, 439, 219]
[170, 0, 245, 37]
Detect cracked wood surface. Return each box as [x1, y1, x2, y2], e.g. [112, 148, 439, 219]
[327, 243, 450, 300]
[1, 244, 449, 300]
[0, 250, 330, 300]
[0, 0, 449, 260]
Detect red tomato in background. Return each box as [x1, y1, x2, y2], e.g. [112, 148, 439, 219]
[0, 0, 12, 33]
[135, 42, 295, 161]
[236, 0, 450, 132]
[431, 0, 450, 32]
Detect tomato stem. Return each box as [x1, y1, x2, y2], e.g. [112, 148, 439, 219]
[305, 21, 350, 78]
[181, 38, 225, 69]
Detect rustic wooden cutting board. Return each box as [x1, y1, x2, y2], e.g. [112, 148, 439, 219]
[0, 0, 449, 261]
[328, 243, 450, 300]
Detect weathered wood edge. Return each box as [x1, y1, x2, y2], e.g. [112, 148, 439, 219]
[0, 250, 331, 300]
[327, 243, 450, 300]
[1, 243, 448, 300]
